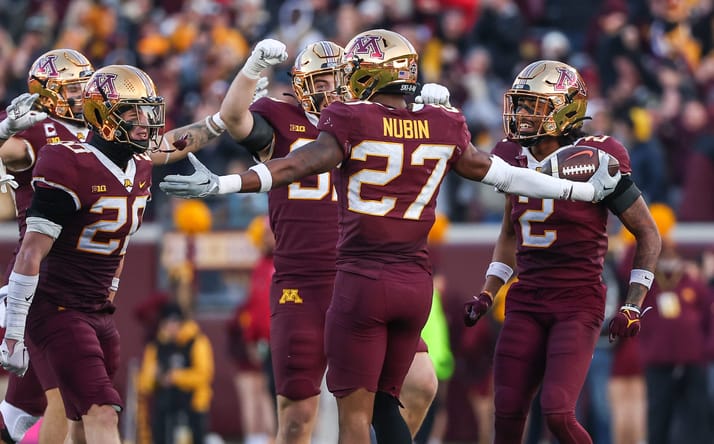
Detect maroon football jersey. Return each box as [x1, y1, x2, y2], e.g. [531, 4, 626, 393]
[250, 98, 338, 280]
[493, 135, 631, 289]
[3, 116, 89, 280]
[318, 102, 469, 276]
[31, 142, 152, 311]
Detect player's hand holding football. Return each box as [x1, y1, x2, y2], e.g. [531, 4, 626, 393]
[415, 83, 451, 107]
[160, 153, 221, 198]
[464, 291, 493, 327]
[588, 151, 621, 202]
[0, 337, 29, 377]
[0, 93, 47, 140]
[608, 304, 645, 342]
[241, 39, 288, 80]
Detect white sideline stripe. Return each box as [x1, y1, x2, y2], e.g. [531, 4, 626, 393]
[0, 222, 708, 245]
[446, 222, 714, 244]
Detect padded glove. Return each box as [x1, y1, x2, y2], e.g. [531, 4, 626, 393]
[464, 291, 493, 327]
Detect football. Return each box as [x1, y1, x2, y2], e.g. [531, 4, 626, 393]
[540, 145, 620, 182]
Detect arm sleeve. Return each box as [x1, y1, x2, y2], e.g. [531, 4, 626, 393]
[27, 186, 77, 226]
[482, 155, 591, 201]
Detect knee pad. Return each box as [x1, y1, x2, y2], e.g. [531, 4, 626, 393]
[544, 411, 591, 443]
[0, 401, 40, 442]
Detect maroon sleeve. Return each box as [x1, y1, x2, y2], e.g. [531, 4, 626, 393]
[32, 143, 80, 197]
[575, 135, 632, 174]
[491, 140, 523, 166]
[317, 102, 353, 157]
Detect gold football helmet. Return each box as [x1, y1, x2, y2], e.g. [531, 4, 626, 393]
[27, 49, 94, 123]
[503, 60, 588, 145]
[291, 41, 344, 114]
[83, 65, 165, 153]
[341, 29, 418, 100]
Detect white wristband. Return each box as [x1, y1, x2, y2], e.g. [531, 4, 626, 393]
[204, 113, 225, 137]
[249, 163, 273, 193]
[6, 271, 39, 341]
[629, 269, 654, 289]
[486, 262, 514, 283]
[218, 174, 243, 194]
[109, 277, 120, 292]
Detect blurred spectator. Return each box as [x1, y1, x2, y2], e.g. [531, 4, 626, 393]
[137, 302, 215, 444]
[471, 0, 525, 83]
[612, 106, 669, 204]
[639, 235, 712, 444]
[677, 99, 714, 221]
[226, 215, 275, 444]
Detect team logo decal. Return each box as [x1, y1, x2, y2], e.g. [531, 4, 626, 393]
[86, 73, 119, 99]
[554, 67, 587, 96]
[346, 35, 385, 60]
[35, 55, 59, 78]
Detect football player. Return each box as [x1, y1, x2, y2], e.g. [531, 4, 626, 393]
[160, 30, 621, 443]
[0, 48, 93, 444]
[463, 60, 661, 444]
[0, 49, 241, 443]
[0, 62, 240, 444]
[196, 38, 446, 444]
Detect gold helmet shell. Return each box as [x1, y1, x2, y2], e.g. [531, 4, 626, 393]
[83, 65, 165, 152]
[27, 49, 94, 123]
[503, 60, 588, 144]
[291, 41, 344, 115]
[342, 29, 418, 100]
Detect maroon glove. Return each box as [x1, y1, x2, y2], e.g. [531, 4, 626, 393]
[608, 304, 645, 342]
[464, 291, 493, 327]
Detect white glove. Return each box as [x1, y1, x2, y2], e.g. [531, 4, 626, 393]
[252, 77, 270, 103]
[0, 338, 29, 377]
[241, 39, 288, 80]
[415, 83, 451, 106]
[589, 151, 621, 202]
[0, 93, 48, 140]
[160, 153, 220, 198]
[0, 158, 18, 193]
[0, 285, 7, 329]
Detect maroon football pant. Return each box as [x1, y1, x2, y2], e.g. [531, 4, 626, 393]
[493, 307, 601, 444]
[27, 298, 122, 420]
[270, 278, 333, 400]
[325, 269, 432, 399]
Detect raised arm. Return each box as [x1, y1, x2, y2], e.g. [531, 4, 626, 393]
[453, 143, 620, 202]
[219, 40, 287, 143]
[159, 131, 343, 198]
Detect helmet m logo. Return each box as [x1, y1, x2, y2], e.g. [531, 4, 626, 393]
[346, 35, 385, 60]
[554, 67, 586, 96]
[88, 73, 119, 99]
[36, 55, 59, 77]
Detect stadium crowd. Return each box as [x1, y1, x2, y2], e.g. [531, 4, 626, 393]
[1, 0, 713, 224]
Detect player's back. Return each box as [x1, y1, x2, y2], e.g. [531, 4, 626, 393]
[318, 101, 469, 275]
[32, 141, 152, 311]
[250, 97, 338, 280]
[493, 136, 631, 289]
